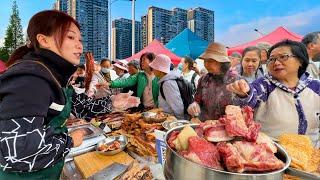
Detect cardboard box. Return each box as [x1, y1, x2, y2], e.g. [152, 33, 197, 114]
[154, 130, 167, 165]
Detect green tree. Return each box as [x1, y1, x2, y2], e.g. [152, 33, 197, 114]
[2, 0, 24, 61]
[0, 47, 9, 61]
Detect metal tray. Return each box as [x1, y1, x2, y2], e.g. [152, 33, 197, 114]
[142, 112, 167, 123]
[68, 124, 102, 140]
[95, 135, 128, 156]
[286, 167, 320, 180]
[162, 120, 190, 131]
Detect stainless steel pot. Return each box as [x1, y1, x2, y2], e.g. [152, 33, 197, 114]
[164, 125, 291, 180]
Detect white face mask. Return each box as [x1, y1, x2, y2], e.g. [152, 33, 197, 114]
[101, 67, 110, 73]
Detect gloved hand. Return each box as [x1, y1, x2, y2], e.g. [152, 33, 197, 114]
[187, 102, 201, 117]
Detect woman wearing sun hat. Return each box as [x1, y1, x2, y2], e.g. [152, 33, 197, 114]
[187, 42, 239, 121]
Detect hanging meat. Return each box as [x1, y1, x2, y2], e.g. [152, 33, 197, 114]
[84, 52, 95, 92]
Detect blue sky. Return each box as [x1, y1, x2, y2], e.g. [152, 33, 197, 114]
[0, 0, 319, 47]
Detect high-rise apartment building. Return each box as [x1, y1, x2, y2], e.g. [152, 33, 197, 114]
[112, 18, 142, 60]
[188, 7, 214, 42]
[55, 0, 108, 63]
[141, 15, 148, 48]
[143, 6, 214, 47]
[146, 7, 188, 45]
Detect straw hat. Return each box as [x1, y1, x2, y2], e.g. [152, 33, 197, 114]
[199, 42, 230, 63]
[149, 54, 172, 74]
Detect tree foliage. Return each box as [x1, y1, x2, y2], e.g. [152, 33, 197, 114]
[1, 0, 24, 62]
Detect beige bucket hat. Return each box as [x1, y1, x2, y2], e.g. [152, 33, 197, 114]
[199, 42, 230, 63]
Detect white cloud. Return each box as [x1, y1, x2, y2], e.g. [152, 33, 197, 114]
[0, 37, 4, 47]
[23, 26, 28, 41]
[216, 7, 320, 47]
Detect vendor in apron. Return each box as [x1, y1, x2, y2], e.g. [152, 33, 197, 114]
[0, 10, 113, 179]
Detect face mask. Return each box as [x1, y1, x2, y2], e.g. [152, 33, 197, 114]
[177, 63, 183, 71]
[101, 67, 110, 73]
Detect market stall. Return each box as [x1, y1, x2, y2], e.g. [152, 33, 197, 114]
[61, 104, 319, 179]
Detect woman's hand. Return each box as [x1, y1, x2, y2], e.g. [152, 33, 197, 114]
[187, 102, 201, 117]
[226, 79, 250, 97]
[95, 82, 109, 89]
[70, 129, 85, 147]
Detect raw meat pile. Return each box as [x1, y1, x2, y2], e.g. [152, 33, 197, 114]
[168, 105, 285, 173]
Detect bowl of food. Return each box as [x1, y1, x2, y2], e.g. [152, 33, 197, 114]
[162, 120, 190, 131]
[95, 135, 128, 156]
[142, 111, 168, 123]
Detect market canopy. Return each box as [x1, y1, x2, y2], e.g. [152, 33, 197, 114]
[227, 26, 303, 55]
[126, 39, 181, 65]
[0, 60, 6, 73]
[165, 28, 209, 60]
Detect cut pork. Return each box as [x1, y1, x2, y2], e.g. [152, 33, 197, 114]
[222, 105, 261, 141]
[181, 136, 223, 170]
[217, 141, 284, 173]
[199, 120, 234, 142]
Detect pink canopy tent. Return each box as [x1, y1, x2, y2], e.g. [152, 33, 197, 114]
[125, 39, 181, 65]
[227, 27, 303, 55]
[0, 60, 6, 73]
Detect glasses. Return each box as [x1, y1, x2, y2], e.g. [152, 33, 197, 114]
[267, 54, 296, 65]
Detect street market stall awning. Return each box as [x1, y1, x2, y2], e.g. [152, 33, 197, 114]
[165, 28, 209, 60]
[227, 26, 303, 55]
[126, 39, 181, 65]
[0, 60, 6, 73]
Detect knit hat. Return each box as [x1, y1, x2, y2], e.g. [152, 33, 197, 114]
[149, 54, 172, 74]
[128, 59, 140, 70]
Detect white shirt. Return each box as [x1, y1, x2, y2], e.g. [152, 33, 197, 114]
[109, 69, 118, 80]
[143, 73, 155, 107]
[306, 60, 319, 79]
[182, 70, 200, 88]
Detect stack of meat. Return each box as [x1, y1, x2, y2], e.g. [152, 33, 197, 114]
[121, 161, 153, 180]
[66, 118, 89, 128]
[121, 113, 164, 157]
[168, 105, 285, 173]
[95, 111, 126, 130]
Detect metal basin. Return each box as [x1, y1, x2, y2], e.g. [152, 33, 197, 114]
[95, 135, 128, 156]
[164, 125, 291, 180]
[68, 124, 102, 140]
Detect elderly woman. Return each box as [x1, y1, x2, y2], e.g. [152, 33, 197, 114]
[122, 60, 140, 96]
[256, 42, 272, 74]
[236, 46, 264, 83]
[187, 42, 238, 121]
[227, 40, 320, 147]
[110, 52, 159, 109]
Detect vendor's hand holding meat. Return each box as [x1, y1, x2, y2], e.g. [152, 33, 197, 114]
[187, 102, 201, 117]
[70, 129, 85, 147]
[226, 79, 250, 97]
